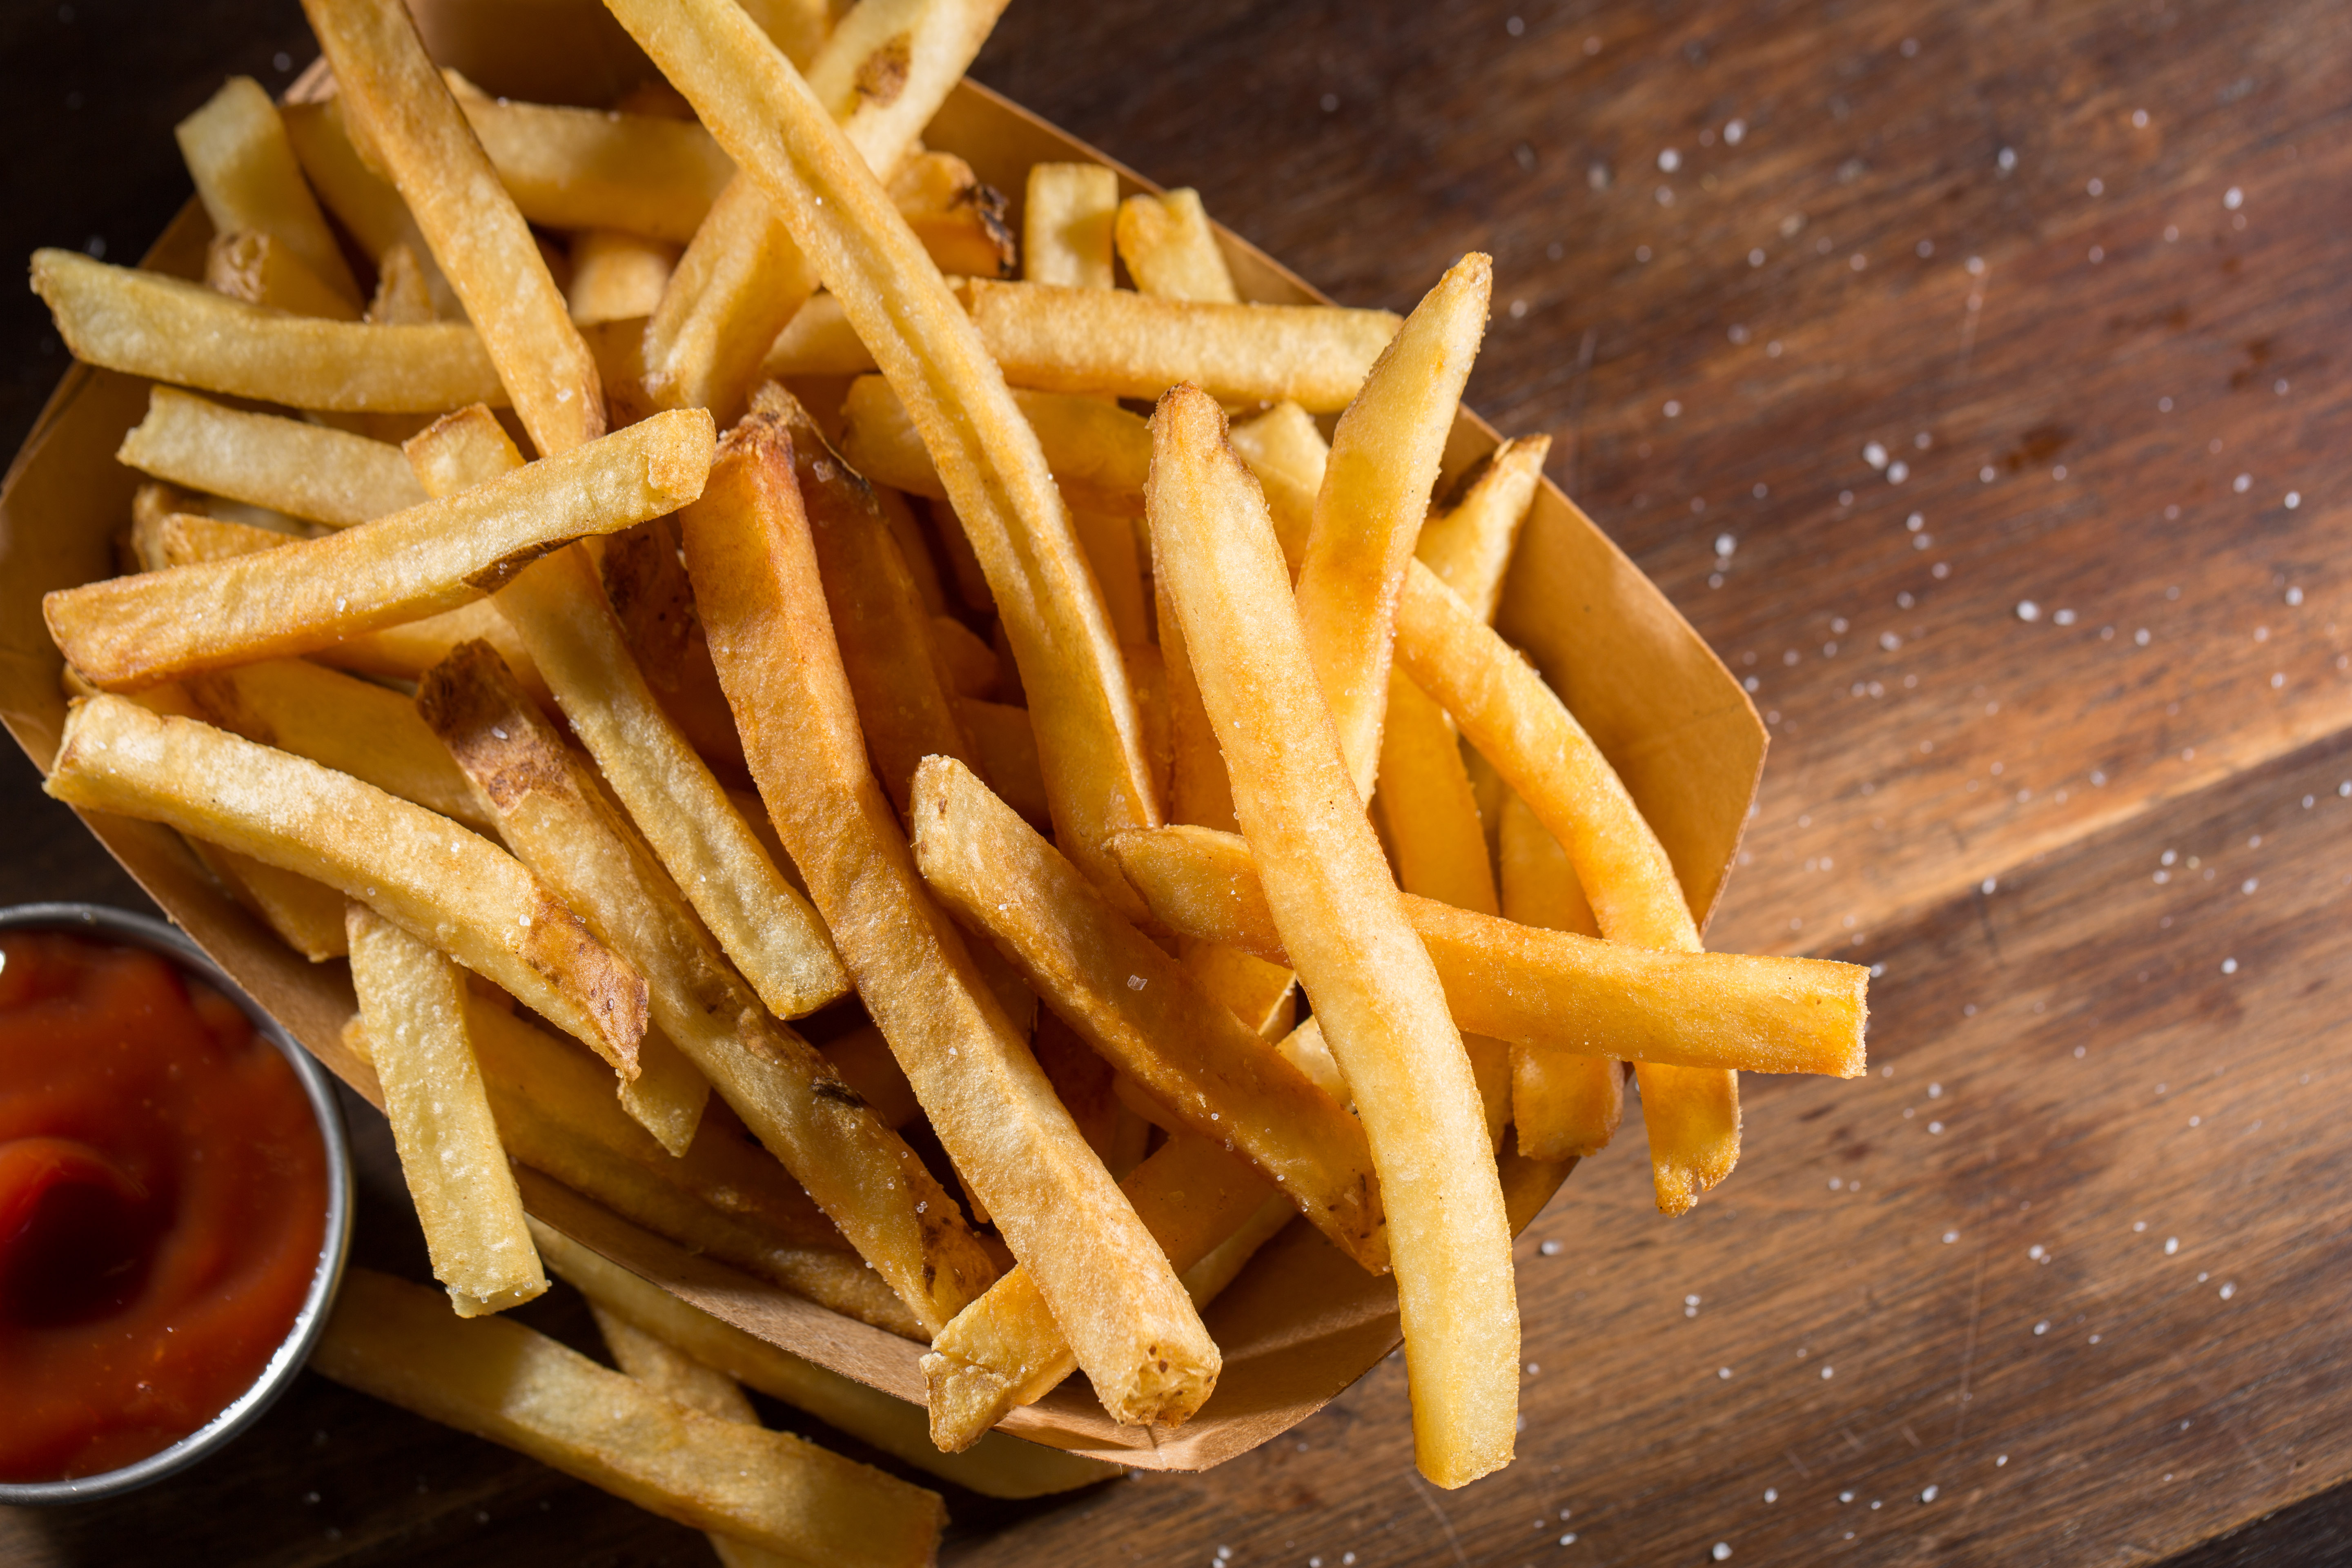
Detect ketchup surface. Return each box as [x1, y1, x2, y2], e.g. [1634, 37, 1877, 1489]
[0, 930, 326, 1482]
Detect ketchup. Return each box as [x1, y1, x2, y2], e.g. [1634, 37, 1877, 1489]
[0, 930, 326, 1482]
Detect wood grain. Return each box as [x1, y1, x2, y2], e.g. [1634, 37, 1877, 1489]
[6, 0, 2352, 1563]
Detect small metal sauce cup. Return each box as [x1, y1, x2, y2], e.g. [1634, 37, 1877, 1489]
[0, 902, 354, 1506]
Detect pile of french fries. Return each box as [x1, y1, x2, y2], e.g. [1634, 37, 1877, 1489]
[27, 0, 1869, 1549]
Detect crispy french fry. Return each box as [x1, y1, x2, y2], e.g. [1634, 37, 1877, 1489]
[617, 0, 1166, 916]
[910, 753, 1385, 1267]
[753, 385, 978, 813]
[537, 1222, 1123, 1498]
[679, 406, 1216, 1428]
[198, 839, 351, 961]
[1110, 824, 1868, 1078]
[280, 98, 461, 317]
[1114, 188, 1238, 303]
[347, 904, 546, 1316]
[203, 229, 361, 320]
[46, 409, 713, 690]
[966, 279, 1400, 412]
[303, 0, 604, 457]
[1500, 790, 1621, 1159]
[117, 386, 426, 528]
[757, 291, 873, 376]
[31, 250, 501, 412]
[420, 644, 983, 1332]
[1295, 252, 1488, 800]
[890, 149, 1015, 278]
[181, 657, 490, 833]
[1418, 435, 1548, 622]
[48, 695, 647, 1068]
[929, 613, 1002, 699]
[1025, 163, 1118, 290]
[835, 375, 1152, 514]
[642, 0, 1008, 420]
[922, 1131, 1268, 1451]
[1179, 1193, 1295, 1305]
[954, 697, 1051, 828]
[568, 230, 679, 325]
[1146, 382, 1514, 1487]
[176, 75, 362, 310]
[596, 519, 749, 772]
[1071, 503, 1149, 644]
[737, 0, 830, 65]
[1376, 671, 1500, 918]
[368, 241, 441, 325]
[459, 96, 735, 245]
[1225, 398, 1325, 560]
[1389, 563, 1740, 1212]
[312, 1268, 943, 1567]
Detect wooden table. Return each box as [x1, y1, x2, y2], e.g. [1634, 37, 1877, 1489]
[6, 0, 2351, 1561]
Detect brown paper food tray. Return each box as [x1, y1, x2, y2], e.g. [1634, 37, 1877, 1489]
[0, 0, 1763, 1472]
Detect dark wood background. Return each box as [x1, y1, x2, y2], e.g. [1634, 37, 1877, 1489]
[7, 0, 2352, 1562]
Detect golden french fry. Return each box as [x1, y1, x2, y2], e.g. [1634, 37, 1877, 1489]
[1295, 253, 1488, 800]
[954, 697, 1051, 828]
[303, 0, 604, 457]
[615, 0, 1164, 916]
[928, 612, 1002, 699]
[1071, 502, 1149, 644]
[176, 75, 362, 310]
[368, 242, 441, 325]
[835, 374, 1152, 514]
[312, 1268, 943, 1567]
[1389, 562, 1740, 1211]
[48, 695, 647, 1069]
[1376, 671, 1500, 918]
[679, 406, 1216, 1428]
[1418, 435, 1549, 622]
[642, 0, 1009, 420]
[756, 291, 873, 376]
[46, 409, 713, 690]
[459, 96, 735, 245]
[117, 386, 426, 528]
[922, 1131, 1269, 1452]
[203, 230, 361, 320]
[910, 753, 1386, 1267]
[347, 904, 546, 1317]
[1025, 163, 1118, 289]
[1500, 790, 1621, 1159]
[1110, 823, 1868, 1078]
[31, 250, 501, 412]
[889, 149, 1015, 278]
[198, 839, 351, 962]
[420, 638, 989, 1333]
[568, 230, 679, 325]
[537, 1222, 1123, 1498]
[736, 0, 830, 65]
[1146, 383, 1514, 1487]
[595, 519, 749, 770]
[1114, 188, 1238, 303]
[280, 98, 460, 317]
[181, 658, 490, 833]
[966, 279, 1400, 412]
[1179, 1193, 1295, 1306]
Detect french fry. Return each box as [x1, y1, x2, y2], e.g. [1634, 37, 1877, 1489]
[181, 657, 492, 833]
[203, 230, 361, 320]
[281, 98, 461, 316]
[420, 640, 991, 1333]
[757, 292, 874, 377]
[1109, 824, 1868, 1078]
[910, 753, 1386, 1267]
[198, 840, 352, 962]
[568, 230, 679, 325]
[346, 904, 546, 1316]
[1294, 252, 1488, 800]
[1071, 503, 1149, 644]
[679, 405, 1217, 1428]
[835, 374, 1152, 514]
[30, 250, 501, 412]
[965, 279, 1400, 412]
[1024, 163, 1118, 290]
[642, 0, 1009, 420]
[458, 96, 735, 245]
[1179, 1193, 1295, 1305]
[752, 385, 978, 814]
[1500, 791, 1621, 1159]
[303, 0, 604, 457]
[1389, 563, 1741, 1212]
[117, 386, 426, 528]
[955, 697, 1051, 828]
[922, 1131, 1269, 1452]
[822, 1023, 922, 1130]
[1146, 382, 1514, 1487]
[1376, 673, 1500, 917]
[47, 695, 647, 1069]
[45, 408, 713, 690]
[1225, 398, 1326, 559]
[616, 0, 1165, 917]
[537, 1222, 1123, 1498]
[1114, 188, 1239, 303]
[368, 242, 441, 325]
[596, 519, 749, 772]
[1417, 435, 1549, 622]
[929, 612, 1002, 698]
[736, 0, 831, 66]
[890, 149, 1016, 278]
[312, 1268, 943, 1568]
[175, 75, 362, 310]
